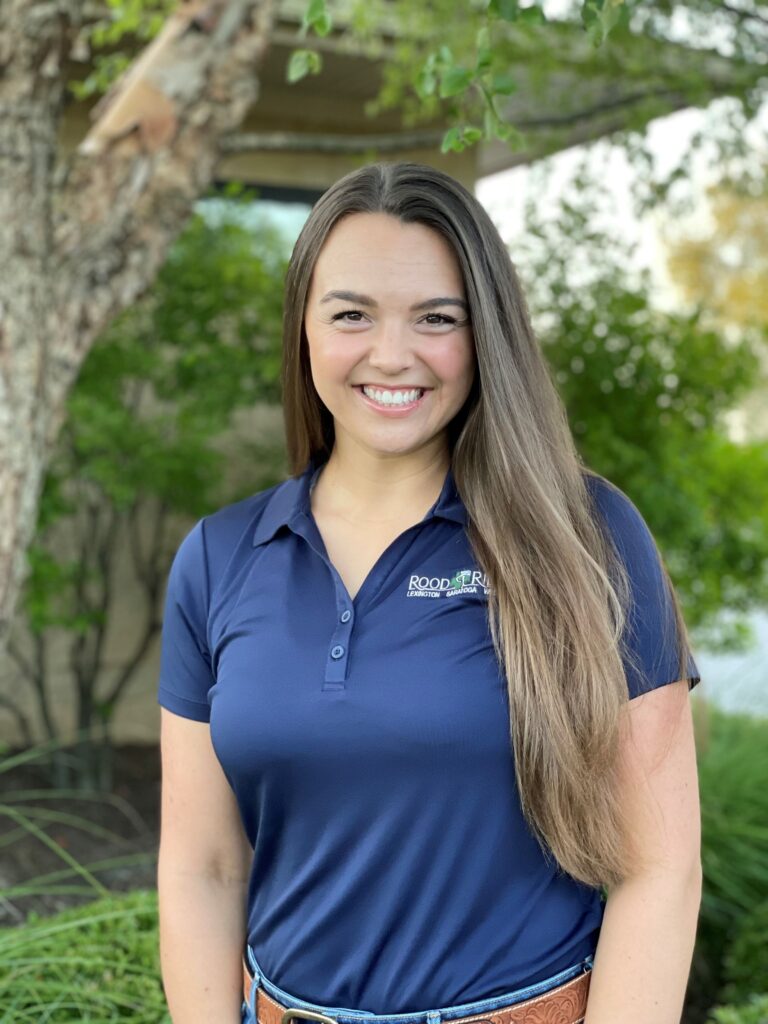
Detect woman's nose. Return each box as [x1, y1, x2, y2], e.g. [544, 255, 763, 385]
[366, 324, 415, 367]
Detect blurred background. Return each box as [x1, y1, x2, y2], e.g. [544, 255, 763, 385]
[0, 0, 766, 1021]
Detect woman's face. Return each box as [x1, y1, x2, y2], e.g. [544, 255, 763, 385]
[304, 212, 476, 461]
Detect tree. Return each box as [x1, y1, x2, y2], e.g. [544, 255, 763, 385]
[0, 0, 275, 654]
[664, 181, 768, 330]
[663, 178, 768, 444]
[513, 153, 768, 652]
[1, 201, 289, 788]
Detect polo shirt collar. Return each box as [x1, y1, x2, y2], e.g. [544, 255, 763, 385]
[252, 454, 467, 548]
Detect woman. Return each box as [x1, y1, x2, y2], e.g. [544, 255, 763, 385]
[157, 161, 703, 1024]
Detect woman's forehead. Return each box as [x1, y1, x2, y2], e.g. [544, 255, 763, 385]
[310, 220, 464, 298]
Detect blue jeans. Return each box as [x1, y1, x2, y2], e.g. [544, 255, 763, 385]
[241, 945, 595, 1024]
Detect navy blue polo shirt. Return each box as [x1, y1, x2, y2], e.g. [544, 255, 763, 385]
[157, 456, 700, 1013]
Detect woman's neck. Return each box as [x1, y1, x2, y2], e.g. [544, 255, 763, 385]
[311, 451, 450, 525]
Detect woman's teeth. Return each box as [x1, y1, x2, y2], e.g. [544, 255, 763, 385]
[361, 386, 424, 406]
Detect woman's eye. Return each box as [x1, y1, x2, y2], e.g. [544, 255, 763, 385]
[331, 309, 365, 323]
[423, 313, 457, 325]
[329, 309, 457, 326]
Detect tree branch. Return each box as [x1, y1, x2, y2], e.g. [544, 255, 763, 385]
[6, 637, 37, 685]
[0, 690, 34, 746]
[103, 498, 167, 711]
[719, 0, 768, 28]
[48, 0, 275, 435]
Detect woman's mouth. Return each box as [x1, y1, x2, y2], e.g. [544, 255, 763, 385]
[353, 384, 431, 415]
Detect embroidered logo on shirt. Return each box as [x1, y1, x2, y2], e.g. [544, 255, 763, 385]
[406, 568, 490, 599]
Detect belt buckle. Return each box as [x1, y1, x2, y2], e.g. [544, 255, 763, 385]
[280, 1010, 339, 1024]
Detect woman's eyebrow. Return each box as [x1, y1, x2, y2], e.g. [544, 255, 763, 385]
[320, 290, 469, 314]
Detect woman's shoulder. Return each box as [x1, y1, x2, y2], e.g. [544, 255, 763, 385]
[583, 468, 643, 520]
[583, 467, 628, 501]
[203, 477, 288, 537]
[581, 469, 661, 566]
[170, 475, 295, 584]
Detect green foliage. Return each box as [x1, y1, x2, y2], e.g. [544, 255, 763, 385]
[513, 158, 768, 652]
[411, 19, 534, 153]
[88, 0, 172, 44]
[718, 896, 768, 1004]
[581, 0, 629, 46]
[24, 201, 288, 636]
[126, 204, 286, 426]
[695, 708, 768, 1011]
[6, 201, 290, 783]
[284, 0, 562, 145]
[68, 0, 626, 156]
[70, 53, 133, 100]
[69, 0, 174, 101]
[63, 0, 766, 209]
[302, 0, 334, 37]
[285, 0, 333, 82]
[706, 994, 768, 1024]
[0, 736, 162, 1018]
[287, 48, 323, 82]
[406, 34, 526, 153]
[0, 888, 170, 1022]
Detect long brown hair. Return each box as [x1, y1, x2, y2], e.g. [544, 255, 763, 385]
[280, 160, 695, 891]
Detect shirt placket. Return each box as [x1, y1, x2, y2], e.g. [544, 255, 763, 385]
[289, 513, 428, 692]
[286, 514, 352, 690]
[324, 572, 354, 690]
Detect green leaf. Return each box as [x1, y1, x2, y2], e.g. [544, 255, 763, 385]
[313, 11, 332, 36]
[597, 0, 622, 38]
[416, 65, 437, 98]
[488, 0, 520, 20]
[490, 71, 517, 95]
[439, 66, 474, 98]
[476, 24, 491, 52]
[439, 124, 483, 151]
[286, 48, 322, 83]
[496, 121, 526, 147]
[475, 24, 493, 72]
[518, 5, 547, 24]
[476, 46, 494, 73]
[440, 125, 465, 153]
[581, 0, 624, 46]
[303, 0, 332, 35]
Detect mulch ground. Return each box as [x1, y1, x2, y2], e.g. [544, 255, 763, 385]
[0, 743, 161, 927]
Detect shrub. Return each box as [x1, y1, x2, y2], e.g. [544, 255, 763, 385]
[718, 898, 768, 1006]
[705, 993, 768, 1024]
[695, 706, 768, 1011]
[0, 888, 170, 1022]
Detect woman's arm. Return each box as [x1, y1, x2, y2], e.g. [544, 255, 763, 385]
[584, 679, 703, 1024]
[158, 709, 253, 1024]
[585, 865, 702, 1023]
[159, 868, 248, 1023]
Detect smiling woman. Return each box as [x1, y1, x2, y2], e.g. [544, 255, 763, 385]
[156, 161, 702, 1024]
[304, 213, 476, 452]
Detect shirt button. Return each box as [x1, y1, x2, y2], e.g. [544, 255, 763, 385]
[340, 610, 351, 623]
[331, 645, 345, 659]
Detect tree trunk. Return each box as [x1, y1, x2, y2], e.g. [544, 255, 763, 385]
[0, 1, 77, 648]
[0, 0, 274, 653]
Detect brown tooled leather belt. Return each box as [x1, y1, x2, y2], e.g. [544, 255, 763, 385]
[242, 959, 592, 1024]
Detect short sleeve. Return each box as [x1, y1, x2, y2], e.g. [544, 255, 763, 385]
[587, 476, 701, 701]
[157, 518, 215, 722]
